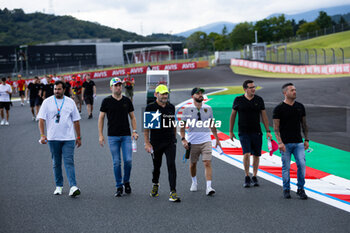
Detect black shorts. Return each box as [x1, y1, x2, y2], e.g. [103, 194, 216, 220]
[30, 97, 41, 107]
[239, 132, 263, 156]
[19, 91, 25, 96]
[0, 102, 10, 110]
[84, 95, 94, 105]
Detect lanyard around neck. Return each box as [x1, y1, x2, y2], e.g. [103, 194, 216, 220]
[54, 96, 65, 115]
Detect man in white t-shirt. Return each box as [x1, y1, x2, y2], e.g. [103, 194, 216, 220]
[0, 77, 12, 125]
[37, 80, 82, 197]
[180, 87, 221, 196]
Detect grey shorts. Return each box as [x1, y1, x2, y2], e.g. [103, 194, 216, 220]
[190, 141, 212, 163]
[125, 88, 134, 98]
[74, 94, 82, 105]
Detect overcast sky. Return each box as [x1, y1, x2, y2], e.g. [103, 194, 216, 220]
[2, 0, 350, 35]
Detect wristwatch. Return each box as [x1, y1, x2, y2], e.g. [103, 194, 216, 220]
[133, 130, 137, 133]
[181, 137, 186, 141]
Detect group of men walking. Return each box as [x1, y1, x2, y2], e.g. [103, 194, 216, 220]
[0, 73, 98, 125]
[35, 76, 309, 202]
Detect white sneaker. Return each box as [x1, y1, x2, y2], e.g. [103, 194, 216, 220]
[190, 182, 198, 192]
[69, 186, 81, 197]
[0, 119, 5, 125]
[206, 187, 216, 196]
[4, 121, 9, 126]
[53, 186, 63, 195]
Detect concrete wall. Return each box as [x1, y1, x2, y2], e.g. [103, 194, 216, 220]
[96, 43, 124, 66]
[215, 51, 241, 64]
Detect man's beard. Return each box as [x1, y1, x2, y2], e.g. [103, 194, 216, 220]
[114, 90, 122, 96]
[194, 97, 203, 103]
[55, 93, 63, 98]
[159, 97, 168, 103]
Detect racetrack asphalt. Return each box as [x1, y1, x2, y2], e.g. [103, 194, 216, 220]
[0, 65, 349, 233]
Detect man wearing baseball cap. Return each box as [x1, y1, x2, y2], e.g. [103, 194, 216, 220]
[98, 77, 138, 197]
[144, 84, 180, 202]
[180, 87, 221, 196]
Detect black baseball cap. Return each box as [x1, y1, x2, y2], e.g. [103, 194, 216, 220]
[191, 87, 205, 96]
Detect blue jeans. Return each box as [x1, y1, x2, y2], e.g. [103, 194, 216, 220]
[281, 143, 306, 190]
[48, 140, 77, 187]
[108, 136, 132, 188]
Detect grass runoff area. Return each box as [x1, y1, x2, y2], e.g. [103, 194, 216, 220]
[206, 86, 350, 180]
[264, 30, 350, 66]
[286, 30, 350, 49]
[231, 66, 350, 79]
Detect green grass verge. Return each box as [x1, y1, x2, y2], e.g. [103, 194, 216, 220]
[208, 86, 261, 96]
[266, 31, 350, 64]
[231, 66, 350, 79]
[286, 30, 350, 49]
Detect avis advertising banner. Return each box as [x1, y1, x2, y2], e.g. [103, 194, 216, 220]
[61, 62, 199, 81]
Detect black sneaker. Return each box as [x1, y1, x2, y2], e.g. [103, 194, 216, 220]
[297, 189, 308, 200]
[251, 176, 259, 187]
[283, 190, 291, 199]
[124, 182, 131, 194]
[243, 176, 251, 188]
[115, 187, 123, 197]
[88, 114, 93, 119]
[169, 191, 181, 202]
[150, 183, 159, 197]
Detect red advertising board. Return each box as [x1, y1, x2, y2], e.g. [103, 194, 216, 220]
[61, 62, 200, 81]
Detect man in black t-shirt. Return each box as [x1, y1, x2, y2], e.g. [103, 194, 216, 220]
[26, 76, 42, 121]
[98, 77, 138, 197]
[43, 76, 54, 100]
[82, 74, 96, 119]
[229, 80, 272, 188]
[273, 83, 309, 200]
[144, 84, 180, 202]
[61, 76, 72, 98]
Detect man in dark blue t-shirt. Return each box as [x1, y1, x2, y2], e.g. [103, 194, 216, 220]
[273, 83, 309, 200]
[229, 80, 272, 188]
[98, 77, 138, 197]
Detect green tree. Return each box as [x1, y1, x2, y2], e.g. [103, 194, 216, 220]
[254, 18, 273, 43]
[207, 32, 220, 51]
[270, 15, 293, 42]
[222, 25, 228, 35]
[185, 31, 208, 53]
[214, 34, 231, 51]
[229, 22, 254, 49]
[296, 22, 320, 35]
[339, 16, 348, 27]
[316, 11, 332, 28]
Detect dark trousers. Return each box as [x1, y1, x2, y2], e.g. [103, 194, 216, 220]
[151, 141, 177, 191]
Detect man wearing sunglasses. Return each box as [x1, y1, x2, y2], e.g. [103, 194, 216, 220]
[180, 87, 221, 196]
[144, 84, 180, 202]
[37, 80, 82, 197]
[98, 77, 138, 197]
[229, 80, 272, 188]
